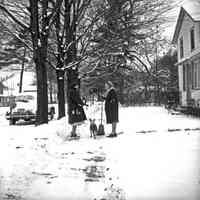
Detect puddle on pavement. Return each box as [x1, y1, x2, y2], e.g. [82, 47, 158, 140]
[101, 184, 126, 200]
[83, 155, 106, 162]
[84, 165, 105, 182]
[32, 172, 54, 176]
[136, 130, 157, 134]
[2, 138, 127, 200]
[34, 137, 48, 140]
[167, 128, 182, 132]
[16, 146, 24, 149]
[3, 193, 24, 200]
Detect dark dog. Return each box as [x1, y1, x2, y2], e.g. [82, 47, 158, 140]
[89, 119, 97, 138]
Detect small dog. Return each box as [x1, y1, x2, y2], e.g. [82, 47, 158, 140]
[89, 119, 97, 138]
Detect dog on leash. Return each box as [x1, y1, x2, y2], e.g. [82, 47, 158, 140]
[89, 119, 97, 138]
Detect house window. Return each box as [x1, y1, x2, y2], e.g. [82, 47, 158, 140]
[191, 61, 194, 89]
[193, 61, 197, 88]
[193, 59, 200, 89]
[183, 64, 186, 91]
[198, 60, 200, 88]
[180, 37, 184, 58]
[190, 27, 195, 51]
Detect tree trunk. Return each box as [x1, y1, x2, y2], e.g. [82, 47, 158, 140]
[55, 0, 66, 119]
[49, 79, 53, 104]
[30, 0, 48, 124]
[56, 69, 65, 119]
[19, 47, 26, 93]
[118, 76, 124, 104]
[35, 53, 48, 124]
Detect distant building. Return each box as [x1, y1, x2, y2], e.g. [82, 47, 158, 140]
[172, 7, 200, 107]
[0, 71, 36, 106]
[0, 82, 10, 107]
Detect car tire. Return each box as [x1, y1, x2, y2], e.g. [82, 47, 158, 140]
[9, 119, 16, 125]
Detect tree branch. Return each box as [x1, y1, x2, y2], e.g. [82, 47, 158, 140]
[0, 20, 32, 51]
[0, 4, 29, 30]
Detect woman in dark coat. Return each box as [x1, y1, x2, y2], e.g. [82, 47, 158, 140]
[104, 81, 119, 137]
[68, 84, 87, 137]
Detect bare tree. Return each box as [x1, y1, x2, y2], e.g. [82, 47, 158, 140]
[0, 0, 95, 122]
[0, 0, 179, 118]
[82, 0, 178, 94]
[0, 0, 63, 124]
[47, 0, 93, 119]
[19, 46, 26, 93]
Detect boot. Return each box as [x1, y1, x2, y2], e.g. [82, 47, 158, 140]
[107, 132, 117, 137]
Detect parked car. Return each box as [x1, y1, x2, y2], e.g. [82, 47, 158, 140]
[5, 93, 55, 125]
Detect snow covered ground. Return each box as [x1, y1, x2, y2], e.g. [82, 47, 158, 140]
[0, 105, 200, 200]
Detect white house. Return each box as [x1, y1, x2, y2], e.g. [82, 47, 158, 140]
[172, 6, 200, 107]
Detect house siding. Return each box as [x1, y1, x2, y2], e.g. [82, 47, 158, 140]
[178, 65, 183, 91]
[176, 11, 200, 107]
[177, 14, 200, 62]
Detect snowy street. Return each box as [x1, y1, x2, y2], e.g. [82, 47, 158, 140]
[0, 106, 200, 200]
[0, 0, 199, 200]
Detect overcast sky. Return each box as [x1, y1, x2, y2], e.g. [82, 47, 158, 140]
[163, 0, 200, 40]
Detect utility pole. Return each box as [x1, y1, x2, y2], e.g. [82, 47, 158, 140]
[19, 47, 26, 93]
[155, 25, 160, 105]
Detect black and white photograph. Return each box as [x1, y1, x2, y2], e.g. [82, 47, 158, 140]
[0, 0, 200, 199]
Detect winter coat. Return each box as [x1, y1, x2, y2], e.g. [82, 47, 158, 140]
[68, 88, 87, 125]
[105, 88, 119, 124]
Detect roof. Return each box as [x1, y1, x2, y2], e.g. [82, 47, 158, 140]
[175, 51, 200, 66]
[172, 6, 200, 44]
